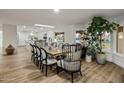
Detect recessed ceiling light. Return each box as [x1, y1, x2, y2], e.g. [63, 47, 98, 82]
[54, 9, 60, 13]
[34, 24, 55, 28]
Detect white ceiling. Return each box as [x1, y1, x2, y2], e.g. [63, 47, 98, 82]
[0, 9, 124, 26]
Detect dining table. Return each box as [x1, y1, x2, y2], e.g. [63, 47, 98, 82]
[45, 47, 68, 60]
[47, 48, 63, 56]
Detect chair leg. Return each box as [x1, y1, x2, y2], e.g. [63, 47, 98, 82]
[57, 66, 59, 74]
[80, 71, 82, 76]
[39, 63, 42, 69]
[45, 65, 48, 76]
[37, 61, 41, 69]
[34, 58, 36, 64]
[42, 65, 44, 72]
[36, 59, 38, 66]
[71, 73, 73, 83]
[50, 65, 52, 70]
[32, 57, 35, 64]
[37, 61, 39, 67]
[31, 55, 33, 61]
[36, 59, 38, 67]
[33, 57, 36, 63]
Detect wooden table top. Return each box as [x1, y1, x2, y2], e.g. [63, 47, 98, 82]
[46, 48, 63, 56]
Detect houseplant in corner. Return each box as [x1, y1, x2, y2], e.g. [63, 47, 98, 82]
[83, 31, 96, 62]
[88, 16, 119, 64]
[86, 46, 93, 62]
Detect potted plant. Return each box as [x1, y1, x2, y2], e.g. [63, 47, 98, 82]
[43, 33, 47, 40]
[86, 46, 93, 62]
[6, 44, 15, 55]
[87, 16, 119, 64]
[83, 31, 96, 62]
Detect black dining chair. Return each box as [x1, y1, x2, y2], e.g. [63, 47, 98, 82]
[30, 44, 34, 61]
[34, 45, 43, 67]
[36, 46, 57, 76]
[31, 44, 41, 67]
[57, 44, 82, 83]
[58, 43, 63, 48]
[30, 44, 37, 64]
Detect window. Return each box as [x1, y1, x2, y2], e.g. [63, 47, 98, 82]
[55, 32, 64, 42]
[116, 26, 123, 54]
[102, 32, 111, 50]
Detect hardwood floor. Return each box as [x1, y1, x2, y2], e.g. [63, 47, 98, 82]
[0, 47, 124, 83]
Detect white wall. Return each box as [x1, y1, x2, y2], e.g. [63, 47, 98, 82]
[0, 31, 2, 48]
[3, 24, 17, 53]
[53, 24, 91, 44]
[53, 25, 80, 44]
[74, 23, 88, 30]
[18, 32, 30, 46]
[0, 25, 2, 49]
[64, 25, 75, 44]
[0, 26, 2, 54]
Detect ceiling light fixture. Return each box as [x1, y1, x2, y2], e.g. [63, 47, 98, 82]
[54, 9, 60, 13]
[34, 24, 55, 28]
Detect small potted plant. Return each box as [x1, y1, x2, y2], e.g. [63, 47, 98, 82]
[43, 33, 47, 40]
[6, 44, 15, 55]
[86, 46, 92, 62]
[87, 16, 119, 64]
[83, 31, 96, 62]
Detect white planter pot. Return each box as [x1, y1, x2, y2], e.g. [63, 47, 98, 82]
[96, 53, 106, 64]
[86, 55, 92, 62]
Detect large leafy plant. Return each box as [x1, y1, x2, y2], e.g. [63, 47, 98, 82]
[87, 16, 119, 53]
[83, 30, 97, 56]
